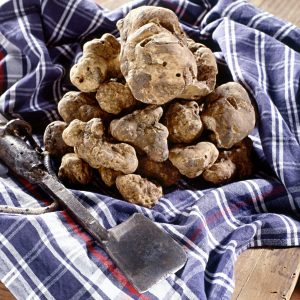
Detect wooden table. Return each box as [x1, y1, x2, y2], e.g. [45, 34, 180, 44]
[1, 0, 300, 299]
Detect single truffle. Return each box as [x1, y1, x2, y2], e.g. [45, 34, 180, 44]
[117, 6, 186, 42]
[70, 34, 122, 92]
[117, 6, 208, 105]
[179, 39, 218, 100]
[96, 82, 137, 115]
[43, 121, 73, 157]
[99, 167, 123, 187]
[163, 100, 203, 144]
[201, 82, 256, 149]
[202, 159, 236, 184]
[169, 142, 219, 178]
[58, 153, 93, 185]
[202, 137, 253, 184]
[116, 174, 163, 208]
[110, 106, 169, 162]
[137, 156, 181, 187]
[62, 118, 138, 174]
[58, 91, 110, 123]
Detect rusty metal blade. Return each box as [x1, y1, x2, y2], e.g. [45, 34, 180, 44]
[40, 173, 109, 245]
[106, 213, 187, 292]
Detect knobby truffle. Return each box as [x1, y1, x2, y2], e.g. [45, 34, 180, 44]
[137, 156, 181, 187]
[110, 106, 169, 162]
[181, 39, 218, 100]
[203, 137, 253, 184]
[169, 142, 219, 178]
[163, 100, 203, 144]
[98, 167, 123, 187]
[43, 121, 73, 157]
[96, 81, 137, 115]
[62, 118, 138, 174]
[58, 91, 110, 123]
[116, 174, 163, 208]
[58, 153, 93, 185]
[117, 6, 217, 104]
[201, 82, 256, 149]
[70, 34, 122, 92]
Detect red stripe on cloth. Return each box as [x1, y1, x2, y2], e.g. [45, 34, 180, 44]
[89, 247, 149, 299]
[18, 176, 52, 205]
[61, 211, 150, 299]
[0, 50, 5, 93]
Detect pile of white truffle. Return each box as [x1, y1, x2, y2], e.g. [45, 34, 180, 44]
[44, 6, 256, 208]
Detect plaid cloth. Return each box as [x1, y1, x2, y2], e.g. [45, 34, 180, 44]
[0, 0, 300, 299]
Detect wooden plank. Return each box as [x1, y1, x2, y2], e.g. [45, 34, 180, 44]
[95, 0, 127, 9]
[251, 0, 300, 26]
[232, 249, 264, 298]
[0, 283, 15, 300]
[250, 0, 264, 7]
[291, 280, 300, 300]
[232, 248, 300, 300]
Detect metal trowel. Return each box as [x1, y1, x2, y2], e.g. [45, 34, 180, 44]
[0, 117, 187, 293]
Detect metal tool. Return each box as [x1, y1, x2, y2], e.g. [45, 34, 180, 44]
[0, 116, 187, 293]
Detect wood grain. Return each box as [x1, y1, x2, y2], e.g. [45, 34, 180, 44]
[0, 283, 15, 300]
[95, 0, 126, 9]
[232, 248, 300, 300]
[251, 0, 300, 26]
[232, 249, 264, 298]
[292, 281, 300, 300]
[1, 1, 300, 300]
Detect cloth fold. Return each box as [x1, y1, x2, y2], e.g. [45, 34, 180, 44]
[0, 0, 300, 299]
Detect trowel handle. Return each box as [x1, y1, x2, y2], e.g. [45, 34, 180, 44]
[40, 173, 109, 245]
[0, 121, 45, 183]
[0, 121, 109, 245]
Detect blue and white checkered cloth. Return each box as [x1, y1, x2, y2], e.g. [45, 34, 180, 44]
[0, 0, 300, 299]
